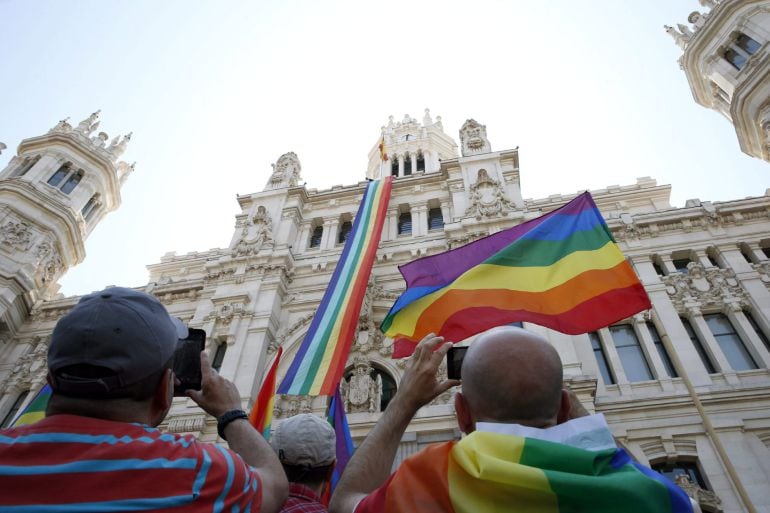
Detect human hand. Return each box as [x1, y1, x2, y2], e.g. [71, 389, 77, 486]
[187, 351, 242, 418]
[395, 333, 461, 413]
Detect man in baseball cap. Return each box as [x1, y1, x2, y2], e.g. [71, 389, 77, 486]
[0, 286, 288, 512]
[272, 413, 337, 513]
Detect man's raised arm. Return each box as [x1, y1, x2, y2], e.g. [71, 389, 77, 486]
[329, 334, 460, 513]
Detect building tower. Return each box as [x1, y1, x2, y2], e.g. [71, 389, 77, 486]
[666, 0, 770, 163]
[0, 112, 133, 340]
[367, 109, 458, 179]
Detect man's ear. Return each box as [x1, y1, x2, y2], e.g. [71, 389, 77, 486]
[454, 392, 475, 435]
[151, 368, 174, 420]
[556, 389, 571, 425]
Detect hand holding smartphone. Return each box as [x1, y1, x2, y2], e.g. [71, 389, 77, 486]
[172, 328, 206, 396]
[446, 346, 468, 380]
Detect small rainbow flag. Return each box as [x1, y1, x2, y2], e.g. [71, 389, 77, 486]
[249, 346, 282, 439]
[354, 430, 694, 512]
[381, 192, 651, 357]
[321, 388, 355, 505]
[11, 384, 51, 427]
[279, 177, 392, 395]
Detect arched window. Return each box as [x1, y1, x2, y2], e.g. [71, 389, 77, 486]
[397, 212, 412, 235]
[1, 390, 30, 428]
[724, 48, 747, 70]
[391, 159, 399, 177]
[309, 226, 323, 248]
[47, 166, 70, 187]
[60, 171, 83, 195]
[81, 194, 99, 220]
[371, 367, 397, 411]
[427, 207, 444, 230]
[12, 156, 39, 177]
[403, 155, 412, 176]
[416, 153, 425, 172]
[338, 221, 353, 244]
[736, 33, 761, 55]
[211, 342, 227, 372]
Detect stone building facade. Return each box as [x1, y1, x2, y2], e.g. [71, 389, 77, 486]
[667, 0, 770, 164]
[1, 112, 770, 512]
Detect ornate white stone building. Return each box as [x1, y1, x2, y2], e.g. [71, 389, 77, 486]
[2, 111, 770, 512]
[667, 0, 770, 164]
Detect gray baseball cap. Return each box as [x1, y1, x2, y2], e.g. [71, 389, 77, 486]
[271, 413, 336, 467]
[48, 287, 188, 396]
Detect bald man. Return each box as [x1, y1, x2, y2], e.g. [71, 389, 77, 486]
[329, 327, 696, 513]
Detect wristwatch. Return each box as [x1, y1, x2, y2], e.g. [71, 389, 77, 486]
[217, 409, 249, 440]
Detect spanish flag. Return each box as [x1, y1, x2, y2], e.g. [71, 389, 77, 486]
[379, 136, 388, 161]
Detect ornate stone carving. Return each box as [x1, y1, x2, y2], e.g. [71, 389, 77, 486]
[753, 262, 770, 285]
[674, 475, 722, 512]
[448, 230, 488, 249]
[75, 110, 101, 135]
[166, 414, 207, 434]
[465, 169, 515, 220]
[341, 358, 382, 413]
[0, 339, 48, 393]
[662, 262, 747, 312]
[664, 25, 691, 50]
[271, 312, 314, 354]
[0, 220, 33, 250]
[275, 394, 313, 419]
[267, 152, 302, 189]
[232, 206, 274, 257]
[50, 117, 72, 134]
[35, 241, 63, 287]
[459, 119, 491, 156]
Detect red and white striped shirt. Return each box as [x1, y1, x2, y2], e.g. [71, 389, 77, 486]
[0, 414, 262, 512]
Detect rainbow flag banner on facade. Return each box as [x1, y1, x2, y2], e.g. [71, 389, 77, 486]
[11, 384, 51, 427]
[381, 192, 651, 357]
[249, 346, 282, 439]
[279, 177, 392, 395]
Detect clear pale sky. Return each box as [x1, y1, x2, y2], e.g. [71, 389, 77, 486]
[1, 1, 768, 297]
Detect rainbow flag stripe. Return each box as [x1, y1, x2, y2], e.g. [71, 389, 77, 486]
[11, 384, 51, 427]
[356, 432, 693, 513]
[249, 346, 282, 439]
[279, 177, 392, 395]
[381, 192, 651, 357]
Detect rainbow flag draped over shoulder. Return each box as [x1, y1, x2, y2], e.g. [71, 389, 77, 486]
[381, 192, 651, 357]
[279, 177, 392, 395]
[355, 426, 693, 513]
[249, 346, 282, 439]
[11, 384, 51, 427]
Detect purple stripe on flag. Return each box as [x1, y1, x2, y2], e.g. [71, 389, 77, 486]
[399, 192, 596, 288]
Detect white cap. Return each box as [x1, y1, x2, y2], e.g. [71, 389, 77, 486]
[271, 413, 336, 467]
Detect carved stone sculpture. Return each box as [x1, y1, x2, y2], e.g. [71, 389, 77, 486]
[341, 359, 382, 413]
[459, 119, 491, 156]
[0, 220, 33, 250]
[664, 25, 691, 50]
[75, 110, 100, 134]
[674, 474, 722, 511]
[232, 206, 274, 257]
[267, 152, 302, 188]
[465, 169, 515, 219]
[662, 262, 746, 312]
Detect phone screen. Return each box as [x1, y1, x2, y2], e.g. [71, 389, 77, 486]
[446, 346, 468, 380]
[173, 328, 206, 396]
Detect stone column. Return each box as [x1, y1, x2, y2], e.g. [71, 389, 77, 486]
[414, 205, 428, 237]
[319, 219, 332, 250]
[398, 154, 405, 177]
[659, 255, 677, 275]
[411, 153, 419, 174]
[387, 209, 398, 240]
[297, 224, 311, 252]
[633, 314, 675, 391]
[440, 201, 451, 226]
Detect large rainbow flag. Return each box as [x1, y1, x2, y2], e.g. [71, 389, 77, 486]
[354, 428, 694, 513]
[10, 384, 51, 427]
[381, 192, 651, 357]
[249, 346, 282, 439]
[278, 177, 392, 395]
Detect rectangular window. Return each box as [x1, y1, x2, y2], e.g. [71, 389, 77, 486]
[610, 325, 653, 382]
[704, 314, 758, 371]
[652, 461, 708, 489]
[647, 322, 678, 378]
[672, 258, 691, 274]
[397, 213, 412, 235]
[744, 310, 770, 351]
[681, 318, 716, 373]
[47, 167, 69, 187]
[60, 172, 82, 195]
[427, 208, 444, 230]
[724, 48, 748, 70]
[309, 226, 323, 248]
[589, 332, 615, 385]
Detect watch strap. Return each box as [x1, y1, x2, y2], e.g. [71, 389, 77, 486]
[216, 409, 249, 440]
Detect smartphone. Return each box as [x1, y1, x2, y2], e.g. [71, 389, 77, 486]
[173, 328, 206, 396]
[446, 346, 468, 380]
